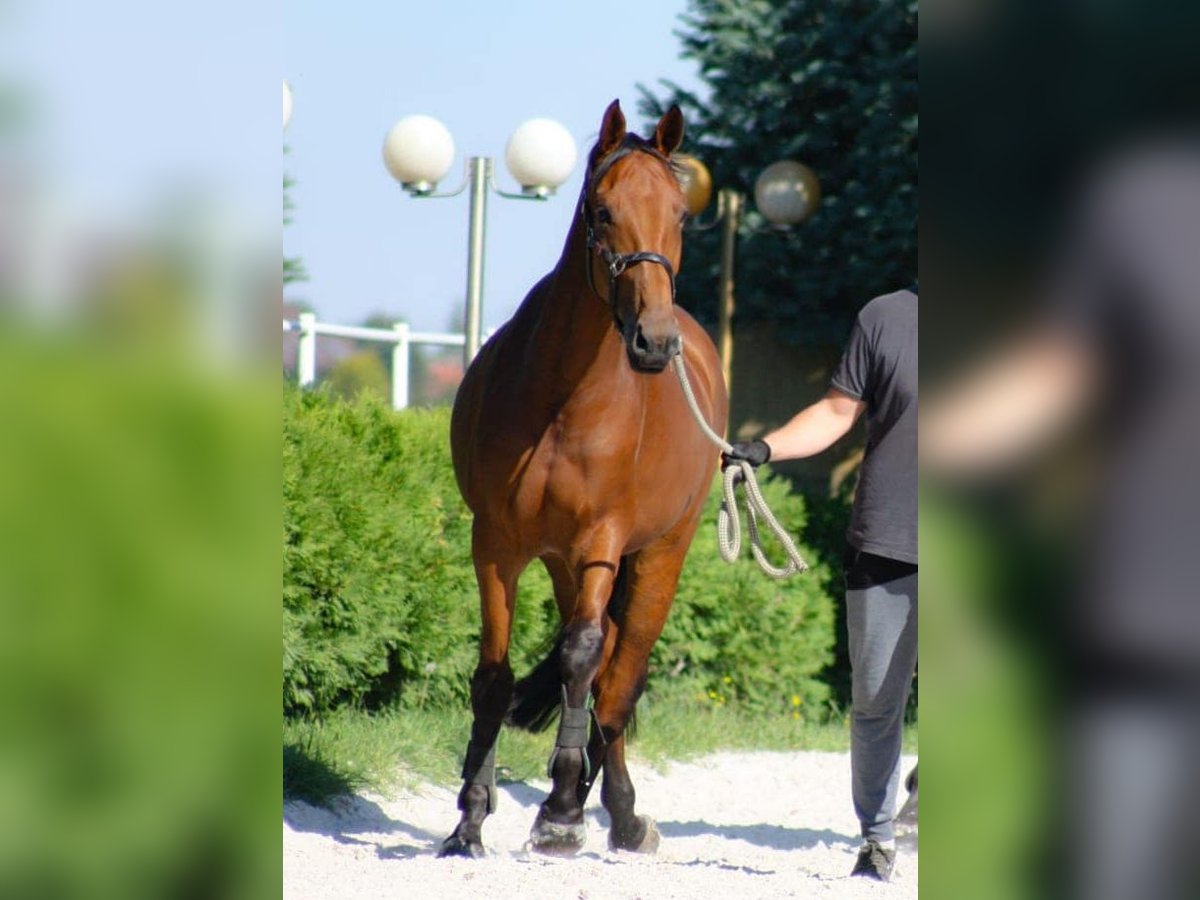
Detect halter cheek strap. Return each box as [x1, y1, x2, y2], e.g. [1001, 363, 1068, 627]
[584, 217, 677, 330]
[581, 144, 679, 331]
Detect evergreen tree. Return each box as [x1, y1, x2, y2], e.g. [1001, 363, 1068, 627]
[641, 0, 917, 351]
[283, 147, 308, 286]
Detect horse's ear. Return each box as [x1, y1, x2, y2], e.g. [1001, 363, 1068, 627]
[654, 105, 685, 156]
[596, 99, 626, 158]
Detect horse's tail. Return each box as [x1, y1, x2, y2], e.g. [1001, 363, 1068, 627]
[503, 630, 567, 733]
[505, 556, 633, 734]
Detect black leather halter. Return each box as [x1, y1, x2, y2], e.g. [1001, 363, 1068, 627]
[582, 143, 678, 330]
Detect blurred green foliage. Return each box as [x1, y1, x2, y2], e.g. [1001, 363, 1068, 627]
[642, 0, 917, 351]
[284, 388, 837, 721]
[356, 312, 464, 408]
[0, 336, 280, 899]
[324, 349, 390, 404]
[920, 489, 1051, 900]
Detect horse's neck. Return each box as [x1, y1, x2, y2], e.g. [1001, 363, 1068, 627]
[527, 206, 626, 393]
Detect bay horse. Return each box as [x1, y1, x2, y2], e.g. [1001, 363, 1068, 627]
[440, 99, 728, 858]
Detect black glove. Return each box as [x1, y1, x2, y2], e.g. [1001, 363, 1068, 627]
[721, 439, 771, 469]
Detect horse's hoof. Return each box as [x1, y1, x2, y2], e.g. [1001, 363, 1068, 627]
[438, 830, 485, 859]
[528, 812, 587, 857]
[609, 814, 660, 854]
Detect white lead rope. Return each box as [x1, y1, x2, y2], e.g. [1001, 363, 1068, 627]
[669, 345, 808, 579]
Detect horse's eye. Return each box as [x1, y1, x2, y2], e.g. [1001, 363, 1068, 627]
[595, 207, 612, 226]
[679, 210, 690, 226]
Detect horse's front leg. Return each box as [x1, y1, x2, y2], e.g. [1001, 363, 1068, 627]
[528, 556, 617, 856]
[593, 540, 693, 853]
[439, 530, 522, 859]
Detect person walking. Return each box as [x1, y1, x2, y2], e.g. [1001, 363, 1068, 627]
[724, 286, 917, 881]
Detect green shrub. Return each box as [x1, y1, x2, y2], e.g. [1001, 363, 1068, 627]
[650, 470, 837, 718]
[282, 388, 558, 717]
[801, 489, 855, 708]
[285, 388, 467, 715]
[284, 388, 836, 722]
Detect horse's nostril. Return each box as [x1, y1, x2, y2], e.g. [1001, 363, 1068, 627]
[633, 328, 651, 354]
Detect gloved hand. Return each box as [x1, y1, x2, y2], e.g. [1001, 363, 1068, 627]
[721, 439, 771, 469]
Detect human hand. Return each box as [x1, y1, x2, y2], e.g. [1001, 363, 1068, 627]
[721, 439, 771, 469]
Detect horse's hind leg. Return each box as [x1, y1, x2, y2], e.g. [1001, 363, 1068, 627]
[599, 734, 659, 852]
[591, 652, 661, 853]
[439, 530, 521, 859]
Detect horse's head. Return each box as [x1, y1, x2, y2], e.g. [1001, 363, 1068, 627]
[584, 100, 687, 373]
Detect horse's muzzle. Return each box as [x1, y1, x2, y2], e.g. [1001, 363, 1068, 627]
[625, 324, 681, 372]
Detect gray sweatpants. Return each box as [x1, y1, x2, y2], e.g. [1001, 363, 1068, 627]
[847, 567, 918, 843]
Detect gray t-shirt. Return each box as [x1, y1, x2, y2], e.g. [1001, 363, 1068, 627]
[1048, 143, 1200, 668]
[830, 289, 918, 564]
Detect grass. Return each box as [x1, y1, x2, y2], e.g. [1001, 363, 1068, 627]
[284, 698, 917, 808]
[282, 735, 365, 807]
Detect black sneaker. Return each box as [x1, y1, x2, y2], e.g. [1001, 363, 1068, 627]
[850, 839, 896, 881]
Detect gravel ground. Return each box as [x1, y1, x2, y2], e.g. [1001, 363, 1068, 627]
[284, 750, 918, 899]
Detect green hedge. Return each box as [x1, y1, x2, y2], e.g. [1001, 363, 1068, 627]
[282, 388, 556, 717]
[283, 388, 835, 719]
[284, 388, 471, 714]
[653, 475, 835, 715]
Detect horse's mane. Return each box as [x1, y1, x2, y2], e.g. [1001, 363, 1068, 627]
[586, 133, 685, 189]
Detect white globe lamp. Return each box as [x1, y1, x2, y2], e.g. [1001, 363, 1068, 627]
[383, 115, 456, 194]
[504, 118, 577, 197]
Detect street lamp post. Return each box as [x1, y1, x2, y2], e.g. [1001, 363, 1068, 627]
[716, 189, 743, 392]
[463, 156, 489, 362]
[383, 115, 577, 367]
[676, 156, 821, 393]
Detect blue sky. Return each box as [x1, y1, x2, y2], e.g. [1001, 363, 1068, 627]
[11, 1, 278, 227]
[284, 1, 708, 332]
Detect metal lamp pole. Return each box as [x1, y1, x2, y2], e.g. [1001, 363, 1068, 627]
[463, 157, 490, 363]
[677, 157, 821, 397]
[442, 155, 560, 367]
[384, 116, 577, 370]
[715, 188, 742, 391]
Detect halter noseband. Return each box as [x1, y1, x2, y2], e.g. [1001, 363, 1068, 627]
[582, 144, 678, 330]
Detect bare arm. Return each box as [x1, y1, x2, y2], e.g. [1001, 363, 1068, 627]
[921, 331, 1094, 473]
[762, 388, 866, 462]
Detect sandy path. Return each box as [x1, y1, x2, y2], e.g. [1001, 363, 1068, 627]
[284, 750, 917, 899]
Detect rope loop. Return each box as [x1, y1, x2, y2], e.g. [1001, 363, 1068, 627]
[669, 344, 809, 579]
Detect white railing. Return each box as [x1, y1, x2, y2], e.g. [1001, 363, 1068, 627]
[283, 312, 467, 409]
